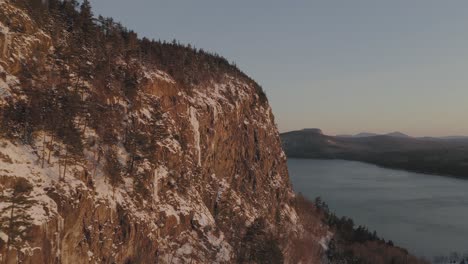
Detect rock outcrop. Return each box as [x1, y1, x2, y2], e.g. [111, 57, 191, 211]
[0, 1, 328, 263]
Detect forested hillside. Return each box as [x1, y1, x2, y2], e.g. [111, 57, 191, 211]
[281, 129, 468, 179]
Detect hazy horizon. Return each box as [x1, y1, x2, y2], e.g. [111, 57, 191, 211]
[87, 0, 468, 137]
[281, 127, 468, 138]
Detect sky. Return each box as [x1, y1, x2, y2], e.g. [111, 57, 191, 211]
[88, 0, 468, 137]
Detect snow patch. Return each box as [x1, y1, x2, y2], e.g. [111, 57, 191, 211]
[143, 68, 175, 84]
[282, 204, 299, 225]
[176, 243, 193, 256]
[216, 178, 229, 204]
[189, 107, 201, 166]
[153, 165, 169, 202]
[19, 244, 41, 257]
[319, 231, 334, 251]
[157, 137, 181, 154]
[0, 231, 7, 242]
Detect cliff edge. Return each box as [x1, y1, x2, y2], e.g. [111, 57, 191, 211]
[0, 1, 327, 263]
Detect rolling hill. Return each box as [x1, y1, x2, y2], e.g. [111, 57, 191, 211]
[281, 129, 468, 179]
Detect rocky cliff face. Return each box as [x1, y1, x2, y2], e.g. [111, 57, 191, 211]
[0, 1, 328, 263]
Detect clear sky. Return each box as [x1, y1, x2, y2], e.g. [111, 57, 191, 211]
[88, 0, 468, 137]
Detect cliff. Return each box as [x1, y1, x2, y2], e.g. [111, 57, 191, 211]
[0, 1, 328, 263]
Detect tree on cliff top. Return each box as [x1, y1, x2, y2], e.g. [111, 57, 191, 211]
[12, 0, 268, 103]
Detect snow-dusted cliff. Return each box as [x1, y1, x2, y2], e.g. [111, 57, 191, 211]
[0, 1, 329, 263]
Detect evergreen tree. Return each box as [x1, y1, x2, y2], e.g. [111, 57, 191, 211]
[238, 218, 284, 264]
[78, 0, 96, 45]
[0, 179, 36, 262]
[104, 148, 123, 191]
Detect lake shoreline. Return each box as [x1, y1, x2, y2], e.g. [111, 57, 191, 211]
[287, 156, 468, 181]
[288, 158, 468, 259]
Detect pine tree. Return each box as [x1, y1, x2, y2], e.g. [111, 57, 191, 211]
[238, 218, 284, 264]
[78, 0, 96, 45]
[104, 148, 122, 192]
[0, 178, 36, 262]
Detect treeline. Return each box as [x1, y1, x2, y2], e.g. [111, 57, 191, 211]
[433, 252, 468, 264]
[314, 197, 387, 245]
[11, 0, 267, 102]
[311, 196, 429, 264]
[365, 150, 468, 180]
[236, 218, 283, 264]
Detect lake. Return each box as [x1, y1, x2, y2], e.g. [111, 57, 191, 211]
[287, 158, 468, 259]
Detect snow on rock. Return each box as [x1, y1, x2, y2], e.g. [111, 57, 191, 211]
[0, 139, 60, 224]
[207, 231, 233, 262]
[319, 231, 334, 251]
[193, 205, 215, 228]
[189, 77, 247, 123]
[143, 68, 176, 84]
[176, 243, 193, 257]
[270, 173, 284, 188]
[0, 2, 328, 262]
[189, 106, 201, 166]
[216, 177, 229, 204]
[19, 244, 41, 257]
[157, 137, 182, 154]
[282, 204, 299, 225]
[0, 231, 7, 243]
[153, 165, 168, 202]
[135, 105, 155, 125]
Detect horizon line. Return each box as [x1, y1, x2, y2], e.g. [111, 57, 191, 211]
[279, 128, 468, 138]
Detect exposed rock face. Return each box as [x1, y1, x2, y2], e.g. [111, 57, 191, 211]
[0, 2, 50, 74]
[0, 1, 327, 263]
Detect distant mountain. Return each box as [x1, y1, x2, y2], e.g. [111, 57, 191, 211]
[335, 134, 353, 138]
[384, 131, 411, 138]
[354, 132, 379, 137]
[439, 136, 468, 140]
[337, 131, 410, 138]
[281, 128, 468, 179]
[302, 128, 323, 134]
